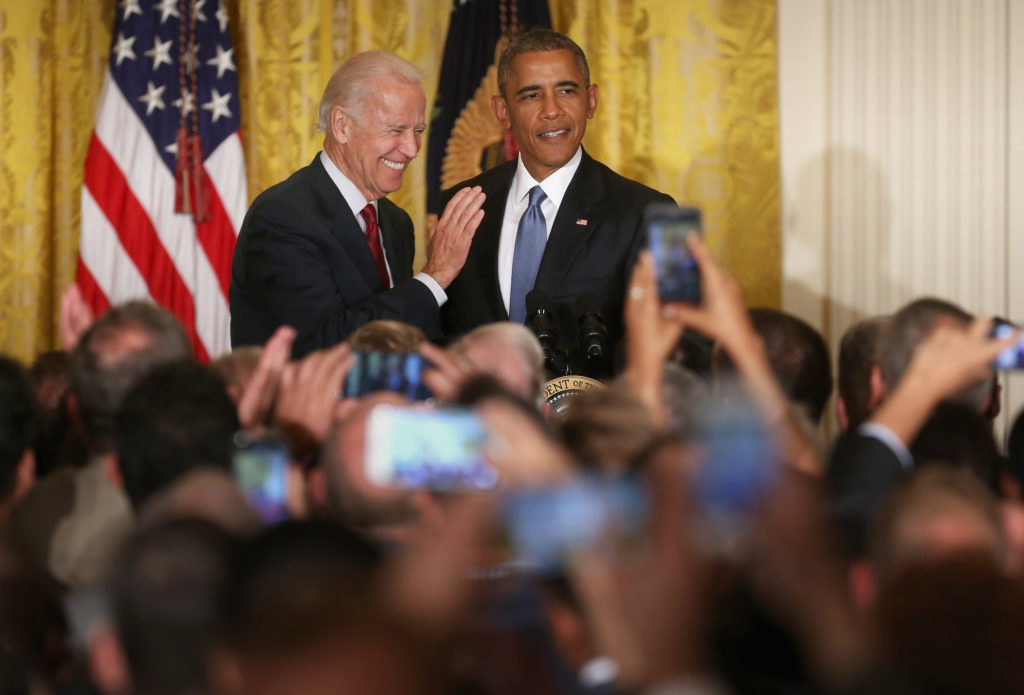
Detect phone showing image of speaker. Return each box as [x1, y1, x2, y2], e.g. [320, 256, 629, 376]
[644, 203, 702, 303]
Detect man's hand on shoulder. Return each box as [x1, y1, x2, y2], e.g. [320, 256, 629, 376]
[421, 186, 485, 288]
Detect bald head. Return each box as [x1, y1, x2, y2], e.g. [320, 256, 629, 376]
[451, 322, 545, 403]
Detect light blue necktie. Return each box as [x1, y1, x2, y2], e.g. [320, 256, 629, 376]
[509, 186, 547, 323]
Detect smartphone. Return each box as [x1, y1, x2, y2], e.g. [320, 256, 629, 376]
[691, 383, 780, 551]
[503, 475, 648, 572]
[364, 405, 498, 490]
[232, 431, 289, 523]
[644, 203, 702, 303]
[343, 351, 431, 400]
[991, 320, 1024, 370]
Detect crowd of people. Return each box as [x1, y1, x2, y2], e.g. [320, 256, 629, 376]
[0, 232, 1021, 695]
[3, 20, 1021, 695]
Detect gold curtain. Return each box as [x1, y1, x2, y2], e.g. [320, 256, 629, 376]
[0, 0, 778, 363]
[553, 0, 780, 306]
[0, 2, 113, 362]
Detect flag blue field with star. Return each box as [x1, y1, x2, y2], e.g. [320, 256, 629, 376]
[109, 0, 240, 172]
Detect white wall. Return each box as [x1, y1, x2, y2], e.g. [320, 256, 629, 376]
[779, 0, 1024, 441]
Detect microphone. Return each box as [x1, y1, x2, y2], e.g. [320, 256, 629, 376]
[576, 293, 608, 364]
[525, 289, 560, 374]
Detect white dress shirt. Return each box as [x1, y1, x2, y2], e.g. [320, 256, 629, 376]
[497, 146, 583, 313]
[319, 151, 446, 306]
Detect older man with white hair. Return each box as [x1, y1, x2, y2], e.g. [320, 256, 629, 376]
[231, 50, 486, 357]
[450, 322, 546, 403]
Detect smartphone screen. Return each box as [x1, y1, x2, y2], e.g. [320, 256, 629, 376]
[343, 351, 431, 400]
[503, 475, 648, 572]
[232, 432, 289, 523]
[645, 204, 702, 303]
[364, 405, 498, 490]
[992, 321, 1024, 370]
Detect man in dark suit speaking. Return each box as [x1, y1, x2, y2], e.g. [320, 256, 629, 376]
[439, 30, 675, 359]
[231, 51, 485, 357]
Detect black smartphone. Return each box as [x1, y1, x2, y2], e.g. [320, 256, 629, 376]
[232, 431, 289, 523]
[991, 320, 1024, 370]
[644, 203, 702, 303]
[343, 351, 431, 400]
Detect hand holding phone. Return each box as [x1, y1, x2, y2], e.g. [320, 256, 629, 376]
[991, 320, 1024, 370]
[232, 431, 290, 523]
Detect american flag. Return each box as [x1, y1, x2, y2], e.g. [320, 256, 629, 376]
[77, 0, 246, 361]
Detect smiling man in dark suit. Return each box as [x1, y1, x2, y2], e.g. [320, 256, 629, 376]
[439, 30, 675, 361]
[231, 51, 485, 357]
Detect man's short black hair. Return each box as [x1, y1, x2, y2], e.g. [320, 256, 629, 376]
[71, 301, 192, 454]
[497, 29, 590, 97]
[0, 540, 69, 685]
[0, 357, 36, 500]
[726, 308, 833, 423]
[222, 519, 381, 653]
[115, 362, 239, 510]
[837, 316, 885, 430]
[112, 519, 235, 695]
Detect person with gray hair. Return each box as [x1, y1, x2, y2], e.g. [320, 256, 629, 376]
[826, 301, 1010, 560]
[70, 300, 193, 455]
[449, 321, 545, 403]
[874, 297, 991, 411]
[12, 301, 194, 588]
[230, 50, 487, 357]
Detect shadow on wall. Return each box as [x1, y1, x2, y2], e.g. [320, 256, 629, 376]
[784, 146, 909, 350]
[783, 147, 908, 437]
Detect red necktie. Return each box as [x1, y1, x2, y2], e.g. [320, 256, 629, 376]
[359, 204, 391, 290]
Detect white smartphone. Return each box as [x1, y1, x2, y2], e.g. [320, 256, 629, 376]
[364, 405, 498, 490]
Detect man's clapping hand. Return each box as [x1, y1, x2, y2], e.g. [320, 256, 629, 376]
[421, 186, 486, 288]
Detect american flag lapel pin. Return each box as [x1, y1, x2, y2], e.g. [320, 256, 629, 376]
[576, 218, 588, 226]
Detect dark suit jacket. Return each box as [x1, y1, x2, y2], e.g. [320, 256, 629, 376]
[230, 155, 439, 357]
[439, 150, 675, 356]
[826, 431, 910, 557]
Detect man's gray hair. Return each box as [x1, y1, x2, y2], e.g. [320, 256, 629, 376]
[876, 297, 989, 409]
[70, 300, 192, 454]
[451, 322, 545, 401]
[317, 50, 422, 133]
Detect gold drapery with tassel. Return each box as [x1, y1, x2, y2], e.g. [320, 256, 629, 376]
[0, 0, 778, 362]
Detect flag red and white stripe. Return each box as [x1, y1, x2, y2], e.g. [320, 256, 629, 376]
[78, 0, 245, 361]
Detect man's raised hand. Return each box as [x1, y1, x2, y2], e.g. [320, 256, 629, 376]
[422, 186, 486, 288]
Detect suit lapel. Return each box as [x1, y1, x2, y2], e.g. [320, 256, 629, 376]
[377, 199, 410, 284]
[474, 164, 515, 319]
[534, 151, 604, 292]
[309, 156, 384, 292]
